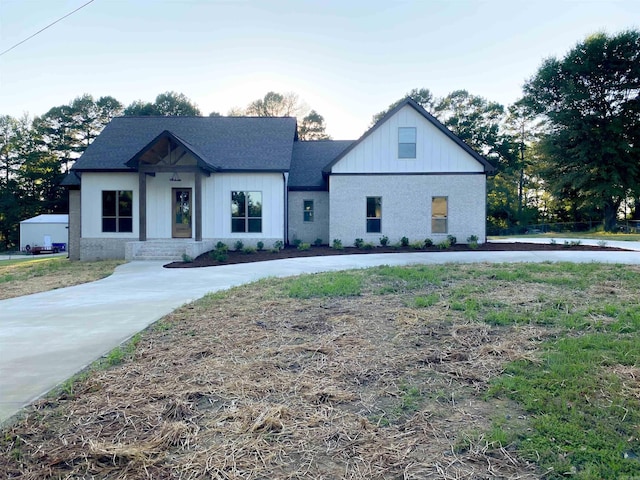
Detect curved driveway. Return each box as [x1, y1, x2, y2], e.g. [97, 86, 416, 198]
[2, 240, 639, 423]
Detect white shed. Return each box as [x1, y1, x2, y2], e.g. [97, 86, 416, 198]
[19, 214, 69, 252]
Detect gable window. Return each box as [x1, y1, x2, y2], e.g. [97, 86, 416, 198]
[398, 127, 416, 158]
[231, 191, 262, 232]
[303, 200, 314, 222]
[432, 196, 448, 233]
[366, 196, 382, 233]
[102, 190, 133, 232]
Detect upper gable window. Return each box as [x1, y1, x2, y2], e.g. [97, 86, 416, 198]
[398, 127, 416, 158]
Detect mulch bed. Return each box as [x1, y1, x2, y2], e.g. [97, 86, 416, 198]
[165, 242, 630, 268]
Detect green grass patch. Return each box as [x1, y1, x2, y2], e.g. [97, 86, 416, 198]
[488, 332, 640, 478]
[287, 272, 362, 298]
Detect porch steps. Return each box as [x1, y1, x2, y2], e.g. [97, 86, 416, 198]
[130, 240, 193, 261]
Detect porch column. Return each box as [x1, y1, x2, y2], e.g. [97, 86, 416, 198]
[138, 171, 147, 241]
[195, 170, 202, 241]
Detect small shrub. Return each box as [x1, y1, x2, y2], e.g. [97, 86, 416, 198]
[362, 242, 375, 250]
[466, 234, 479, 250]
[447, 235, 457, 246]
[273, 240, 284, 251]
[242, 246, 256, 254]
[424, 238, 433, 248]
[332, 239, 344, 250]
[256, 241, 264, 251]
[215, 241, 228, 251]
[410, 241, 423, 250]
[292, 238, 302, 247]
[379, 235, 389, 247]
[400, 236, 410, 247]
[437, 239, 451, 250]
[549, 239, 557, 245]
[233, 240, 244, 251]
[354, 238, 364, 248]
[182, 253, 193, 263]
[297, 242, 311, 251]
[314, 238, 323, 246]
[598, 240, 608, 248]
[213, 252, 228, 262]
[570, 240, 581, 246]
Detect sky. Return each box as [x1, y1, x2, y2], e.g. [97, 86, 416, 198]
[0, 0, 638, 139]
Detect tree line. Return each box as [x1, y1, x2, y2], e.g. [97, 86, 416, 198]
[1, 29, 638, 249]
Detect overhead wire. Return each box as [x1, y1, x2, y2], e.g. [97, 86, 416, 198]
[0, 0, 96, 57]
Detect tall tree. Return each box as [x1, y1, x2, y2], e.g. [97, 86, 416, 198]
[371, 88, 435, 125]
[523, 29, 640, 231]
[124, 91, 201, 116]
[298, 110, 330, 140]
[237, 91, 330, 140]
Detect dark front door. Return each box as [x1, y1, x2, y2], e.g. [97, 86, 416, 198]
[172, 188, 192, 238]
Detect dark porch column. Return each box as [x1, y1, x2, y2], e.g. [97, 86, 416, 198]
[195, 170, 202, 241]
[138, 171, 147, 241]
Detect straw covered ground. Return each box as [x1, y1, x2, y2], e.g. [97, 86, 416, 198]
[3, 262, 640, 479]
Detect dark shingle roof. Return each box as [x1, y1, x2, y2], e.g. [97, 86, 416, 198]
[72, 116, 298, 172]
[289, 140, 354, 190]
[60, 171, 81, 187]
[323, 98, 496, 174]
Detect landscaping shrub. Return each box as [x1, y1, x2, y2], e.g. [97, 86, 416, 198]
[292, 238, 302, 247]
[437, 239, 451, 250]
[233, 240, 244, 251]
[332, 239, 344, 250]
[400, 236, 409, 247]
[256, 241, 264, 251]
[297, 243, 311, 251]
[379, 235, 389, 247]
[242, 247, 256, 254]
[467, 235, 479, 250]
[181, 253, 193, 263]
[215, 241, 228, 251]
[447, 234, 457, 246]
[354, 238, 364, 248]
[410, 241, 423, 250]
[362, 242, 375, 250]
[314, 238, 323, 246]
[424, 238, 433, 248]
[273, 240, 284, 251]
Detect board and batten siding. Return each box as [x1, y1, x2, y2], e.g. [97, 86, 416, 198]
[329, 175, 487, 245]
[203, 172, 285, 241]
[81, 172, 139, 239]
[331, 105, 485, 174]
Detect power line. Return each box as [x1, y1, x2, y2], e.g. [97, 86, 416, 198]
[0, 0, 96, 57]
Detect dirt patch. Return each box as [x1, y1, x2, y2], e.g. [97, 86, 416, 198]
[166, 242, 629, 268]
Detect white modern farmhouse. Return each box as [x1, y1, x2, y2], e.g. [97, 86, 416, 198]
[66, 98, 494, 261]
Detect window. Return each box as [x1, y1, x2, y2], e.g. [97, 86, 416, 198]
[398, 127, 416, 158]
[432, 196, 448, 233]
[366, 196, 382, 233]
[102, 190, 133, 232]
[231, 191, 262, 232]
[303, 200, 314, 222]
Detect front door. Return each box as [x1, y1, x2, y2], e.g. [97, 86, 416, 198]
[172, 188, 192, 238]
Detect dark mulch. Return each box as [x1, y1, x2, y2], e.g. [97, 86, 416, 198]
[165, 241, 631, 268]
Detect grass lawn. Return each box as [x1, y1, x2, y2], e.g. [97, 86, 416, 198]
[0, 256, 124, 300]
[2, 262, 639, 479]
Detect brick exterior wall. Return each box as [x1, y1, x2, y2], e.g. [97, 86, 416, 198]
[329, 174, 487, 246]
[287, 191, 330, 245]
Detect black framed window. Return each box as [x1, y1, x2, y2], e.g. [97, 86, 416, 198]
[102, 190, 133, 232]
[432, 196, 448, 233]
[398, 127, 416, 158]
[231, 191, 262, 233]
[366, 196, 382, 233]
[303, 200, 314, 222]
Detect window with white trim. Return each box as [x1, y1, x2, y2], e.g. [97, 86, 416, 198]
[398, 127, 416, 158]
[231, 191, 262, 232]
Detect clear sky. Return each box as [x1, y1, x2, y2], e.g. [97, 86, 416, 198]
[0, 0, 638, 139]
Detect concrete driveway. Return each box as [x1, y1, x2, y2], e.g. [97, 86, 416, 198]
[1, 245, 639, 423]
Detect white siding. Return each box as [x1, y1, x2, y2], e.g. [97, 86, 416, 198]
[203, 172, 285, 240]
[332, 105, 484, 174]
[146, 172, 196, 239]
[329, 175, 487, 245]
[81, 173, 139, 239]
